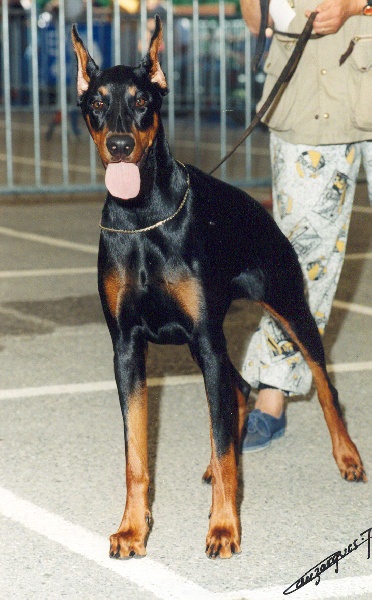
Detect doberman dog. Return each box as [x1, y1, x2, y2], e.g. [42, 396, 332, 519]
[72, 17, 366, 560]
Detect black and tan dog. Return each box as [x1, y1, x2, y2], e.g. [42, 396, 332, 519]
[72, 18, 366, 560]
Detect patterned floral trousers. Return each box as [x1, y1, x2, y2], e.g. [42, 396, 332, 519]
[242, 133, 372, 396]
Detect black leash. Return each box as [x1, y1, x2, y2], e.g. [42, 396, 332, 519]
[251, 0, 270, 73]
[209, 11, 317, 176]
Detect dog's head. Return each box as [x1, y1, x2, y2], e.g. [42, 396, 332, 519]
[72, 16, 168, 199]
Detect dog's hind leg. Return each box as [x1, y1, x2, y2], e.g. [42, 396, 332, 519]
[231, 363, 251, 441]
[260, 297, 366, 482]
[202, 362, 249, 484]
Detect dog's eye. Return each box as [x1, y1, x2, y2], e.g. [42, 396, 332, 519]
[92, 100, 104, 110]
[135, 97, 147, 108]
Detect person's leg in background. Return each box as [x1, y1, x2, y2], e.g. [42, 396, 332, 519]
[242, 133, 363, 452]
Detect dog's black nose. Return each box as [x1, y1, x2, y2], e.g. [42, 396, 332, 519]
[106, 135, 135, 159]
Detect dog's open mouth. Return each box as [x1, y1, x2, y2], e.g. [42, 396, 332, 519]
[105, 161, 141, 200]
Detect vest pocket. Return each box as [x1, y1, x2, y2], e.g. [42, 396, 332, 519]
[347, 36, 372, 131]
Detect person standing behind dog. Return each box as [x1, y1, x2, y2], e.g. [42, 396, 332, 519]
[239, 0, 372, 452]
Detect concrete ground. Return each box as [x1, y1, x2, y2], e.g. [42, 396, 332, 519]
[0, 168, 371, 597]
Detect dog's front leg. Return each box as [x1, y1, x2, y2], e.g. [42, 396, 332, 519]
[193, 339, 241, 559]
[109, 335, 151, 559]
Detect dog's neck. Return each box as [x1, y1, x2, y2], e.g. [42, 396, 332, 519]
[141, 122, 176, 185]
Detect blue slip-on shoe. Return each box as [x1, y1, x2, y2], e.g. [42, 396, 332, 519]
[242, 408, 286, 453]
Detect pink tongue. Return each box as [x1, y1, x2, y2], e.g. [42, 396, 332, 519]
[105, 162, 141, 199]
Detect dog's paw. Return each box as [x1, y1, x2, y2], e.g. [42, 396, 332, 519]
[341, 462, 367, 483]
[205, 526, 241, 559]
[202, 464, 212, 484]
[109, 530, 147, 559]
[336, 448, 367, 483]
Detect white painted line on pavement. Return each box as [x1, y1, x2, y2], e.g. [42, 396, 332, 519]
[0, 260, 369, 280]
[0, 486, 370, 600]
[0, 227, 370, 266]
[0, 380, 117, 400]
[0, 363, 372, 401]
[352, 205, 372, 214]
[0, 305, 56, 328]
[0, 376, 201, 400]
[0, 226, 97, 254]
[0, 267, 96, 278]
[344, 252, 372, 261]
[0, 254, 369, 279]
[0, 486, 216, 600]
[332, 300, 372, 317]
[327, 361, 372, 374]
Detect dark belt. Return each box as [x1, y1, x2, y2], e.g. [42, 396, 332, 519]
[273, 29, 323, 40]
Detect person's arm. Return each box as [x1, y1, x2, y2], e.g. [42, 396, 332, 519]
[240, 0, 268, 36]
[240, 0, 297, 36]
[305, 0, 366, 35]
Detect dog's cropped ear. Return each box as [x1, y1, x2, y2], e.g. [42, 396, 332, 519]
[71, 24, 99, 97]
[143, 15, 168, 95]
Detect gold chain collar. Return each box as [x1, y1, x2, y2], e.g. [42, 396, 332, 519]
[99, 161, 189, 235]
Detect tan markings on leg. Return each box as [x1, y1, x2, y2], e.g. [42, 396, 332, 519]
[166, 275, 202, 323]
[110, 383, 151, 558]
[206, 440, 241, 559]
[307, 360, 366, 482]
[103, 269, 129, 319]
[260, 302, 367, 482]
[202, 422, 213, 484]
[203, 387, 245, 484]
[236, 387, 247, 443]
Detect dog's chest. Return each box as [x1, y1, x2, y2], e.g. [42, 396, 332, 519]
[102, 250, 203, 343]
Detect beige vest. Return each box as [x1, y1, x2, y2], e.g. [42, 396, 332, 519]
[259, 0, 372, 144]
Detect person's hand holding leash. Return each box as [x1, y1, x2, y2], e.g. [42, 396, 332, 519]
[306, 0, 366, 35]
